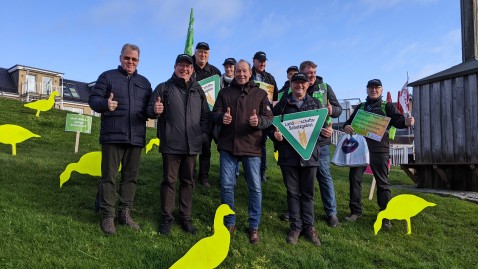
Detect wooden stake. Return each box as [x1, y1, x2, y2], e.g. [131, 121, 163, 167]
[75, 131, 80, 153]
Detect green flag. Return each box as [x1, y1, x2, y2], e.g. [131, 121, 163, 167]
[184, 8, 194, 56]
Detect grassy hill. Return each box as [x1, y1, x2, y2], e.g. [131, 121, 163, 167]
[0, 97, 477, 268]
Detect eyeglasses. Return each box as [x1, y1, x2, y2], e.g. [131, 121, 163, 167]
[123, 56, 138, 62]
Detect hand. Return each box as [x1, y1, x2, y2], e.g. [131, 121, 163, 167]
[405, 114, 415, 127]
[154, 96, 164, 115]
[274, 127, 283, 141]
[223, 107, 232, 125]
[249, 109, 258, 127]
[343, 125, 354, 135]
[320, 125, 333, 138]
[327, 100, 333, 116]
[108, 93, 118, 111]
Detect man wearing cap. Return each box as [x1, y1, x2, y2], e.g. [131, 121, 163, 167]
[269, 72, 323, 246]
[343, 79, 414, 228]
[300, 60, 342, 228]
[221, 57, 236, 88]
[193, 42, 222, 188]
[278, 65, 299, 100]
[252, 51, 279, 182]
[147, 54, 210, 235]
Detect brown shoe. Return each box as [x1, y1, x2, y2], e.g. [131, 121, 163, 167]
[118, 208, 140, 230]
[101, 217, 116, 235]
[304, 227, 321, 247]
[227, 225, 236, 235]
[248, 229, 260, 244]
[286, 229, 300, 245]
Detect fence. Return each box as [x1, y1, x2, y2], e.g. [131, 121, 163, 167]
[331, 130, 414, 166]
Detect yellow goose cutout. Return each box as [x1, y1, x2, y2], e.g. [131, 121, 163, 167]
[145, 138, 160, 154]
[374, 194, 436, 235]
[170, 204, 235, 269]
[24, 90, 59, 117]
[59, 151, 121, 187]
[0, 124, 41, 156]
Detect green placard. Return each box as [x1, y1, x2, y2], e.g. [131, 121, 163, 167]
[198, 74, 220, 110]
[255, 81, 274, 103]
[351, 110, 391, 142]
[65, 113, 92, 134]
[272, 108, 328, 160]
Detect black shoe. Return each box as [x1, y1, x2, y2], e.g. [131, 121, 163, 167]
[158, 220, 172, 235]
[280, 210, 289, 221]
[345, 213, 362, 222]
[327, 215, 339, 228]
[382, 219, 393, 229]
[180, 221, 197, 234]
[199, 176, 211, 188]
[100, 217, 116, 235]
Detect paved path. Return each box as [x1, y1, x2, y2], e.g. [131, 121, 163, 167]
[394, 185, 478, 204]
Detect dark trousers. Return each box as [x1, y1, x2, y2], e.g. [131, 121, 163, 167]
[99, 144, 142, 218]
[198, 135, 212, 179]
[281, 165, 317, 231]
[161, 154, 196, 222]
[349, 152, 391, 214]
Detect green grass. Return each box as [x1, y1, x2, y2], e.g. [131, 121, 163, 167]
[0, 97, 477, 268]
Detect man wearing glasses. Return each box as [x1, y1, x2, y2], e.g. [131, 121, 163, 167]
[89, 44, 152, 235]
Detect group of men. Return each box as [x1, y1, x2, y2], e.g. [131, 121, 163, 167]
[88, 42, 412, 247]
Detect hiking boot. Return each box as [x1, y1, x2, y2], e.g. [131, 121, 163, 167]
[199, 176, 211, 188]
[286, 229, 300, 245]
[100, 217, 116, 235]
[345, 213, 362, 222]
[382, 219, 393, 230]
[248, 229, 260, 244]
[327, 215, 339, 228]
[118, 208, 140, 230]
[158, 220, 172, 235]
[227, 225, 236, 235]
[180, 221, 197, 235]
[280, 210, 290, 221]
[303, 227, 321, 247]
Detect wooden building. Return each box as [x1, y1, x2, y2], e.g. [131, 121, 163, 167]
[402, 0, 478, 191]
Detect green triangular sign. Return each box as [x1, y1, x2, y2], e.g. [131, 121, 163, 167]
[198, 74, 220, 110]
[272, 109, 328, 160]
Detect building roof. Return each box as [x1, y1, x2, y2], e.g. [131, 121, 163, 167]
[62, 79, 93, 103]
[409, 59, 478, 87]
[0, 67, 17, 93]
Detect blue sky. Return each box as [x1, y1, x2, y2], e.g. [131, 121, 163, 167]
[1, 0, 461, 101]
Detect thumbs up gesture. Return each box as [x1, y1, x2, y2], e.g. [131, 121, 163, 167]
[108, 93, 118, 111]
[223, 107, 232, 125]
[249, 109, 258, 127]
[154, 96, 164, 115]
[327, 100, 333, 116]
[274, 126, 283, 141]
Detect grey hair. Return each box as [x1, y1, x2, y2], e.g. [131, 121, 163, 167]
[236, 59, 252, 70]
[121, 44, 140, 56]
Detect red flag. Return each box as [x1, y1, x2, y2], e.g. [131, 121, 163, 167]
[396, 81, 408, 115]
[397, 91, 404, 115]
[386, 91, 392, 103]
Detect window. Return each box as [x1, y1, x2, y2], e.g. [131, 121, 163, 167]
[42, 77, 53, 94]
[26, 74, 36, 93]
[63, 84, 80, 99]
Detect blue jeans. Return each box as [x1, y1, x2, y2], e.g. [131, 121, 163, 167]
[219, 150, 262, 229]
[317, 145, 337, 217]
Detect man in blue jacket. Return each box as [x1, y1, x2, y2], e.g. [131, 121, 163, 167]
[89, 44, 152, 235]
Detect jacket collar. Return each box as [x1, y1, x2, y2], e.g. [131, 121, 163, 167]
[117, 65, 137, 77]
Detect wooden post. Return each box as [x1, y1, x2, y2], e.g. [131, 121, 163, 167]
[461, 0, 478, 62]
[368, 177, 376, 200]
[74, 131, 80, 153]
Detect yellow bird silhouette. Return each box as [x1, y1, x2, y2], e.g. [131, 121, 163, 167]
[0, 124, 41, 156]
[170, 204, 235, 269]
[59, 151, 121, 187]
[24, 90, 59, 117]
[374, 194, 436, 235]
[145, 138, 160, 154]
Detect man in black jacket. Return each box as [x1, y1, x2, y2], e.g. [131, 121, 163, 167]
[89, 44, 152, 235]
[193, 42, 221, 188]
[147, 54, 210, 236]
[252, 51, 279, 182]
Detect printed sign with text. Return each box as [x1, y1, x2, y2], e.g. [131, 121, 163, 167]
[351, 110, 391, 142]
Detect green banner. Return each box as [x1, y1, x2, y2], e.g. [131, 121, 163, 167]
[184, 8, 194, 56]
[255, 81, 274, 103]
[272, 108, 328, 160]
[351, 110, 391, 142]
[65, 114, 92, 134]
[198, 75, 220, 110]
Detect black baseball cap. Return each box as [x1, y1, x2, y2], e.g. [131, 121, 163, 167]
[175, 54, 193, 64]
[253, 51, 267, 61]
[287, 66, 299, 73]
[291, 72, 309, 82]
[366, 79, 382, 87]
[196, 42, 210, 50]
[223, 58, 237, 66]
